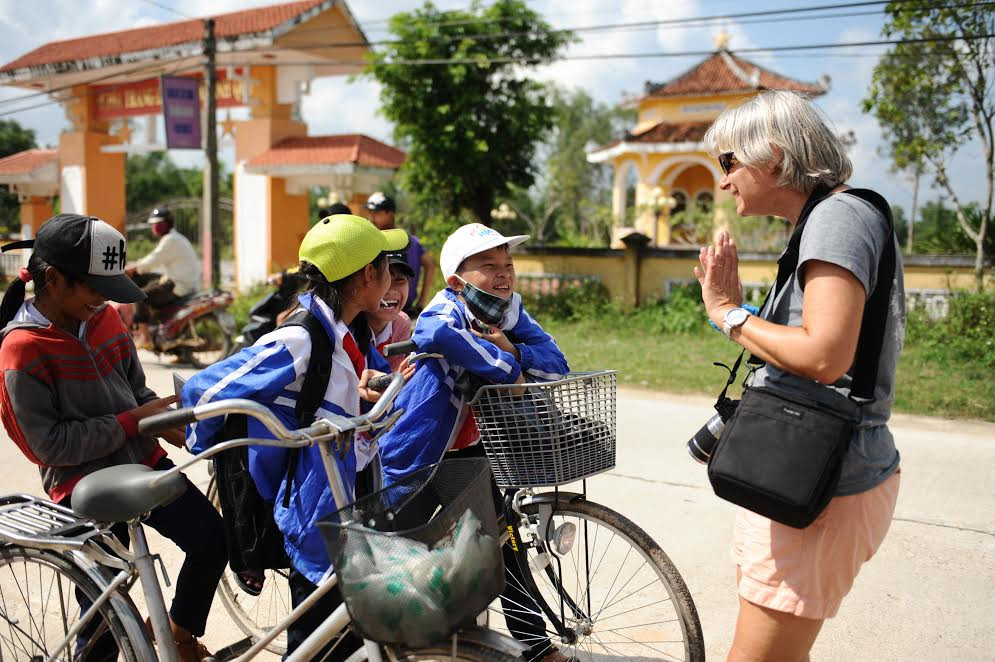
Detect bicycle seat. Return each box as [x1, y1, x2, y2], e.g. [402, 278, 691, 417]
[72, 464, 187, 522]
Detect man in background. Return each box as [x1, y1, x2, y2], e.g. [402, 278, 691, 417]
[366, 192, 435, 316]
[126, 207, 201, 347]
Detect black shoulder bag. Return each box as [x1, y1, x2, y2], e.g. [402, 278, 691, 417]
[213, 309, 332, 571]
[706, 187, 896, 529]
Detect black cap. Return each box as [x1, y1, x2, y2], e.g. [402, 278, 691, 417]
[366, 192, 396, 212]
[34, 214, 146, 303]
[147, 207, 174, 225]
[386, 251, 415, 278]
[325, 202, 352, 216]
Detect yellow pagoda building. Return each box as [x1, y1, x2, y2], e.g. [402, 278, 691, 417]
[588, 37, 827, 247]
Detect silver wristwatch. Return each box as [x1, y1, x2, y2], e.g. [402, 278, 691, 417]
[722, 307, 751, 337]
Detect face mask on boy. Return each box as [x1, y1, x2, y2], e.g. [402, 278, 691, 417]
[457, 277, 512, 326]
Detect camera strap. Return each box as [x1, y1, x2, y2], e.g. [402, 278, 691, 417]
[737, 186, 897, 402]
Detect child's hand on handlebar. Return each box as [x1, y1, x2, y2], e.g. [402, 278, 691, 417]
[359, 369, 387, 403]
[397, 354, 418, 382]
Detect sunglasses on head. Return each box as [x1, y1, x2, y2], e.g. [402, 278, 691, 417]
[718, 151, 738, 175]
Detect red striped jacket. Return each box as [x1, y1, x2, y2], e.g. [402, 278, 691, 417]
[0, 304, 165, 501]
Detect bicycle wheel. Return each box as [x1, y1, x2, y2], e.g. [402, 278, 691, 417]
[207, 475, 292, 655]
[490, 497, 705, 662]
[0, 545, 148, 662]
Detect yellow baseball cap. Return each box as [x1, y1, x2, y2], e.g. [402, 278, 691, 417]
[299, 214, 408, 282]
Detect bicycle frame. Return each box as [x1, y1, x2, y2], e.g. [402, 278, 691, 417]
[501, 485, 594, 646]
[0, 374, 406, 662]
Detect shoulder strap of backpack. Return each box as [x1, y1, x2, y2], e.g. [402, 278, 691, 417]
[745, 186, 896, 401]
[838, 188, 896, 400]
[279, 308, 334, 507]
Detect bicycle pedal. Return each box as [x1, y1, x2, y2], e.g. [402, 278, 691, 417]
[209, 636, 254, 662]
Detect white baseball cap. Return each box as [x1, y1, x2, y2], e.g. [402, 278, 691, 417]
[440, 223, 529, 279]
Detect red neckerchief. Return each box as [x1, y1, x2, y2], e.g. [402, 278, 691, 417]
[453, 412, 480, 449]
[340, 331, 366, 379]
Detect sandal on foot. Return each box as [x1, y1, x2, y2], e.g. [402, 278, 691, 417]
[233, 569, 265, 596]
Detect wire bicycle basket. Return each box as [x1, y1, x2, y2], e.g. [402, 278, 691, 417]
[469, 370, 617, 488]
[318, 458, 503, 648]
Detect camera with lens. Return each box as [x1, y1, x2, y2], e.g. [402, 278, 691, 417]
[687, 395, 739, 464]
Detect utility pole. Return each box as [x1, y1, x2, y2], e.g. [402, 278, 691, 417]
[908, 161, 921, 255]
[202, 17, 220, 288]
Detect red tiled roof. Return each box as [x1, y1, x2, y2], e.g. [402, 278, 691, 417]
[245, 135, 405, 169]
[647, 51, 826, 97]
[628, 121, 711, 143]
[1, 0, 325, 73]
[0, 149, 58, 176]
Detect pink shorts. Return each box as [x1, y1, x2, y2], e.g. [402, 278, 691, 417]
[732, 469, 900, 620]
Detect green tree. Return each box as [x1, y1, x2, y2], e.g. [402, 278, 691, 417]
[367, 0, 573, 226]
[0, 120, 38, 235]
[491, 88, 632, 246]
[862, 1, 993, 290]
[125, 152, 193, 212]
[912, 199, 994, 255]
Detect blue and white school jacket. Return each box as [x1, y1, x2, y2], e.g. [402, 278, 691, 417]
[181, 292, 389, 584]
[378, 288, 568, 487]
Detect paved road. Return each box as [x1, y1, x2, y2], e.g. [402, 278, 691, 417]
[2, 352, 993, 660]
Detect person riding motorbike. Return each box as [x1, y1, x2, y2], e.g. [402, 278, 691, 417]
[126, 208, 201, 348]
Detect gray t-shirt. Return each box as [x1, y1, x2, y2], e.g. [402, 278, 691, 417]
[751, 192, 904, 496]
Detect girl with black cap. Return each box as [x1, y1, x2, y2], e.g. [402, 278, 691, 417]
[0, 213, 227, 662]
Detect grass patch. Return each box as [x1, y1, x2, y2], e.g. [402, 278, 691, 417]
[528, 284, 995, 422]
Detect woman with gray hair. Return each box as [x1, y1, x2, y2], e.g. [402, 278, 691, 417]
[695, 90, 904, 660]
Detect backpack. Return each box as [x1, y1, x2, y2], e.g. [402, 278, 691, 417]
[212, 309, 332, 572]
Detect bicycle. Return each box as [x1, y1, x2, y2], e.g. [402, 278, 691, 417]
[0, 373, 526, 662]
[212, 341, 706, 661]
[464, 366, 705, 662]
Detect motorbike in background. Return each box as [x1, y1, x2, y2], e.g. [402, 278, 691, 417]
[112, 273, 236, 368]
[228, 270, 304, 355]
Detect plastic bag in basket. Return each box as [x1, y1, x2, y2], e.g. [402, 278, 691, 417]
[337, 508, 499, 647]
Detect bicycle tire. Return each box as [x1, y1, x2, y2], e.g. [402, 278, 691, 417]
[0, 545, 148, 662]
[492, 497, 705, 662]
[207, 475, 292, 655]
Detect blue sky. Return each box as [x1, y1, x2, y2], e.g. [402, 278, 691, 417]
[0, 0, 986, 215]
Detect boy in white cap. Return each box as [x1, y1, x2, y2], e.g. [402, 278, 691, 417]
[378, 222, 571, 662]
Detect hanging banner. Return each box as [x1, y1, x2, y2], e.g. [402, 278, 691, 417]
[161, 75, 201, 150]
[93, 70, 244, 121]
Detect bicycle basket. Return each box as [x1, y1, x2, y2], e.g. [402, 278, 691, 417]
[469, 371, 617, 488]
[318, 458, 503, 648]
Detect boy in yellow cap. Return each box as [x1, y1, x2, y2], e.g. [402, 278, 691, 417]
[181, 214, 407, 660]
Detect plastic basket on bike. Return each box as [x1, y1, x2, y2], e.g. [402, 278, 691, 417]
[318, 458, 504, 648]
[469, 371, 618, 488]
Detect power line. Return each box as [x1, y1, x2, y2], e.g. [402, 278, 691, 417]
[0, 5, 988, 118]
[0, 52, 207, 109]
[0, 0, 969, 110]
[206, 0, 991, 57]
[2, 30, 988, 120]
[137, 0, 195, 21]
[223, 33, 994, 67]
[0, 61, 204, 118]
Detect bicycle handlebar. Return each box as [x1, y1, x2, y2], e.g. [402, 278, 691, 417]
[139, 373, 405, 441]
[144, 373, 405, 489]
[383, 339, 417, 356]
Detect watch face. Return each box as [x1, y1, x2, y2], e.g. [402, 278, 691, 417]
[727, 308, 749, 326]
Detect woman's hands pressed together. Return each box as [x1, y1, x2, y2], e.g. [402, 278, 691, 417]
[694, 230, 744, 328]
